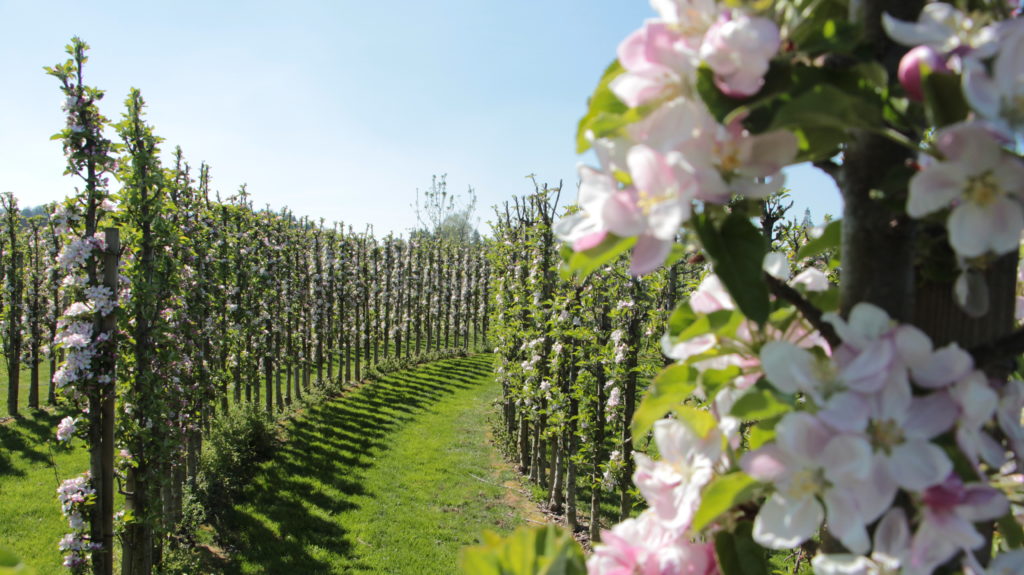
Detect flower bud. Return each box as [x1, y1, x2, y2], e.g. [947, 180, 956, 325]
[898, 45, 950, 101]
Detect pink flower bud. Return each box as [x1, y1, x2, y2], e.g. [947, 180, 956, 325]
[898, 45, 950, 101]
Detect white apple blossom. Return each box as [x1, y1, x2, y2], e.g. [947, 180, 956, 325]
[963, 20, 1024, 137]
[811, 507, 911, 575]
[741, 412, 883, 553]
[882, 3, 997, 55]
[907, 121, 1024, 258]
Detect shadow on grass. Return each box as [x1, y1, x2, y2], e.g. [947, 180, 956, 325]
[0, 409, 66, 478]
[222, 355, 492, 574]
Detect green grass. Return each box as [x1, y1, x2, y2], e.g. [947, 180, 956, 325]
[223, 354, 527, 574]
[0, 408, 88, 574]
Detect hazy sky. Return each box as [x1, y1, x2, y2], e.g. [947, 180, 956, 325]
[0, 0, 841, 236]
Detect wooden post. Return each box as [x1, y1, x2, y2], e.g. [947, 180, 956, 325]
[100, 227, 119, 575]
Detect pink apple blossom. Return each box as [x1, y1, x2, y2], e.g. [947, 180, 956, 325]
[699, 11, 780, 98]
[587, 510, 718, 575]
[909, 475, 1009, 575]
[611, 21, 696, 108]
[632, 418, 720, 531]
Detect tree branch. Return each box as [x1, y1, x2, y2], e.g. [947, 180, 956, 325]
[764, 273, 841, 349]
[970, 327, 1024, 372]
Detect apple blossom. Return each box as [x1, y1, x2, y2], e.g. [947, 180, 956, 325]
[949, 371, 1005, 469]
[907, 121, 1024, 258]
[632, 418, 720, 531]
[811, 507, 911, 575]
[611, 21, 696, 108]
[57, 416, 77, 442]
[699, 10, 780, 98]
[741, 412, 882, 553]
[962, 20, 1024, 137]
[909, 475, 1009, 575]
[587, 510, 717, 575]
[882, 3, 997, 55]
[650, 0, 719, 41]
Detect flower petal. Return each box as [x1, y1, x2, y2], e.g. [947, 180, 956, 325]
[888, 439, 952, 491]
[824, 489, 870, 555]
[630, 234, 673, 275]
[753, 493, 823, 550]
[911, 343, 974, 389]
[907, 162, 966, 218]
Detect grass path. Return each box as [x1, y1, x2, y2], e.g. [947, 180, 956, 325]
[224, 353, 534, 574]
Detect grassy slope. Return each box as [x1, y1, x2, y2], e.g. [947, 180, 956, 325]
[225, 354, 527, 574]
[0, 409, 88, 574]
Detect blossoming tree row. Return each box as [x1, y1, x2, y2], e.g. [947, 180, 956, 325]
[38, 38, 490, 574]
[489, 181, 702, 541]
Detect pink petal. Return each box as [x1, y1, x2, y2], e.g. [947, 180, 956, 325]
[740, 444, 791, 482]
[574, 230, 609, 252]
[629, 234, 672, 275]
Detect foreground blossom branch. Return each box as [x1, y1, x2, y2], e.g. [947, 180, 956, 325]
[763, 273, 841, 349]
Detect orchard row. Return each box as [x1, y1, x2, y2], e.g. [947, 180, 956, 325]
[34, 38, 490, 575]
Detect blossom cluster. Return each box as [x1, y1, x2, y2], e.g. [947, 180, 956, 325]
[589, 274, 1024, 573]
[56, 473, 95, 571]
[556, 0, 796, 275]
[571, 2, 1024, 569]
[887, 6, 1024, 262]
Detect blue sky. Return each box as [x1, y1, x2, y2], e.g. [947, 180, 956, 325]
[0, 0, 841, 236]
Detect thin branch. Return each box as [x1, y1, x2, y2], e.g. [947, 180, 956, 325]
[970, 327, 1024, 370]
[763, 273, 841, 349]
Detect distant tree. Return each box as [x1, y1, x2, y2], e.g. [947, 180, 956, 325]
[20, 205, 48, 219]
[412, 174, 480, 243]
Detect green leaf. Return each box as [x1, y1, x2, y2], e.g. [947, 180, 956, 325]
[565, 234, 636, 278]
[459, 525, 587, 575]
[747, 419, 777, 450]
[921, 69, 968, 128]
[770, 84, 882, 160]
[730, 389, 792, 421]
[698, 365, 742, 400]
[792, 18, 861, 55]
[694, 214, 770, 325]
[696, 66, 749, 123]
[667, 302, 699, 337]
[692, 472, 760, 532]
[672, 405, 719, 439]
[772, 84, 881, 132]
[998, 511, 1024, 549]
[667, 307, 742, 343]
[714, 521, 770, 575]
[808, 287, 840, 313]
[576, 60, 627, 154]
[795, 219, 841, 261]
[633, 365, 697, 442]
